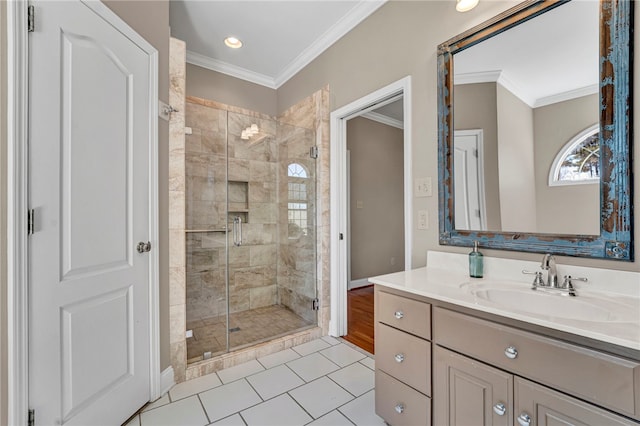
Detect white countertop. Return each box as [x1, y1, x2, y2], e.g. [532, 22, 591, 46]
[368, 252, 640, 351]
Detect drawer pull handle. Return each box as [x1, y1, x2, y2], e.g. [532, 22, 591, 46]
[394, 353, 405, 363]
[517, 413, 531, 426]
[394, 311, 404, 319]
[395, 404, 405, 414]
[504, 346, 518, 359]
[493, 402, 506, 416]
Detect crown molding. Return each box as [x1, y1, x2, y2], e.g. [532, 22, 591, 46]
[274, 0, 387, 87]
[186, 51, 277, 89]
[187, 1, 386, 89]
[454, 70, 597, 108]
[533, 83, 599, 108]
[362, 111, 404, 129]
[453, 70, 502, 85]
[496, 71, 536, 107]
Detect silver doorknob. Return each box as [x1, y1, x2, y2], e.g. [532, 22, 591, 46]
[504, 346, 518, 359]
[517, 413, 531, 426]
[394, 311, 404, 319]
[395, 404, 404, 414]
[394, 353, 405, 363]
[137, 241, 151, 253]
[493, 402, 506, 416]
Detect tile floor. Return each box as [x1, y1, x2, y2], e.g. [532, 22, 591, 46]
[187, 305, 315, 362]
[125, 337, 385, 426]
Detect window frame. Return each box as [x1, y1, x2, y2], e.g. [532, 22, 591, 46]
[548, 123, 600, 187]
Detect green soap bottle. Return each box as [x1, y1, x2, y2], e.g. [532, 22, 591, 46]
[469, 241, 484, 278]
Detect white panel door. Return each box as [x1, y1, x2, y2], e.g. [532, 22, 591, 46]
[29, 2, 154, 424]
[454, 130, 486, 231]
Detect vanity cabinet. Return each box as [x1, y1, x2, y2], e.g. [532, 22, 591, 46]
[433, 307, 640, 425]
[374, 286, 640, 425]
[375, 290, 432, 425]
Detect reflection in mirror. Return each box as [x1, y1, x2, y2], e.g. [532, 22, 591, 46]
[437, 0, 633, 260]
[453, 0, 599, 235]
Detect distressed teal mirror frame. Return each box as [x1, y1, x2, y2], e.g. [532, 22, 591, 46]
[437, 0, 634, 260]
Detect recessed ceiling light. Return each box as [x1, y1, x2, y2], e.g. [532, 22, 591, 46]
[456, 0, 479, 12]
[224, 36, 243, 49]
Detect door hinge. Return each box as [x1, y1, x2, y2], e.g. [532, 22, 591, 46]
[309, 146, 318, 159]
[27, 209, 35, 235]
[27, 5, 35, 32]
[339, 233, 344, 240]
[28, 409, 35, 426]
[474, 148, 479, 158]
[312, 298, 320, 311]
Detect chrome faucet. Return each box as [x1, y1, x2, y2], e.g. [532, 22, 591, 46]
[541, 254, 559, 288]
[522, 254, 588, 296]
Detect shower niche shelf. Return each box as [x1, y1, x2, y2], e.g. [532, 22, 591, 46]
[228, 180, 249, 223]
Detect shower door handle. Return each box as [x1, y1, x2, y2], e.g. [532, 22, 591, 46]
[233, 216, 242, 246]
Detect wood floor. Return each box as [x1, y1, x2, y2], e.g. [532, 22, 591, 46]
[343, 285, 375, 354]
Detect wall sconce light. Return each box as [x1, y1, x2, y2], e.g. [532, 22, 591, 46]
[456, 0, 479, 12]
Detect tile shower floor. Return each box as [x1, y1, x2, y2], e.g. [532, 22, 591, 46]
[187, 305, 315, 363]
[125, 337, 384, 426]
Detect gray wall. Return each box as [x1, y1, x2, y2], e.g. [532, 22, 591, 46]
[276, 0, 640, 273]
[496, 84, 537, 232]
[454, 82, 501, 231]
[534, 94, 600, 235]
[347, 117, 405, 281]
[277, 0, 521, 268]
[186, 64, 278, 117]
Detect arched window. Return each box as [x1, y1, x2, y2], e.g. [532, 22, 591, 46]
[549, 124, 600, 186]
[288, 163, 309, 237]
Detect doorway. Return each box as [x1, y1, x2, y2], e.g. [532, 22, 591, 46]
[329, 77, 412, 343]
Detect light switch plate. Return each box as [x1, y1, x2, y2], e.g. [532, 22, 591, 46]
[415, 177, 432, 197]
[356, 200, 364, 209]
[418, 210, 428, 230]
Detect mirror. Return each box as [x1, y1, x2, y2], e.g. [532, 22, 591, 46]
[437, 0, 633, 260]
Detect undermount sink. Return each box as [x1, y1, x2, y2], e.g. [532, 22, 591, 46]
[460, 281, 638, 323]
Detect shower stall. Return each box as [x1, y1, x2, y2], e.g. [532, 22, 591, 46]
[184, 99, 318, 363]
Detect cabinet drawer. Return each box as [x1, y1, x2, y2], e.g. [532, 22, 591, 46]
[376, 323, 431, 395]
[376, 370, 431, 426]
[434, 307, 640, 419]
[515, 377, 638, 426]
[377, 290, 431, 339]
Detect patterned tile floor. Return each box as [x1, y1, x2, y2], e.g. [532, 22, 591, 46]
[187, 305, 315, 362]
[125, 337, 384, 426]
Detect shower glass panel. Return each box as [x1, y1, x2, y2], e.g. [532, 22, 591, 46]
[185, 100, 317, 363]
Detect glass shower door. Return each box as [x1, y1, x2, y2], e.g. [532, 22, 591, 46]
[185, 100, 319, 363]
[226, 112, 318, 351]
[185, 101, 229, 362]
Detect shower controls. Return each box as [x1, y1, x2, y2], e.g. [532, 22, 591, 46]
[136, 241, 152, 253]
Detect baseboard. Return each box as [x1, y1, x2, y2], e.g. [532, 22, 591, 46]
[161, 366, 175, 395]
[348, 278, 370, 290]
